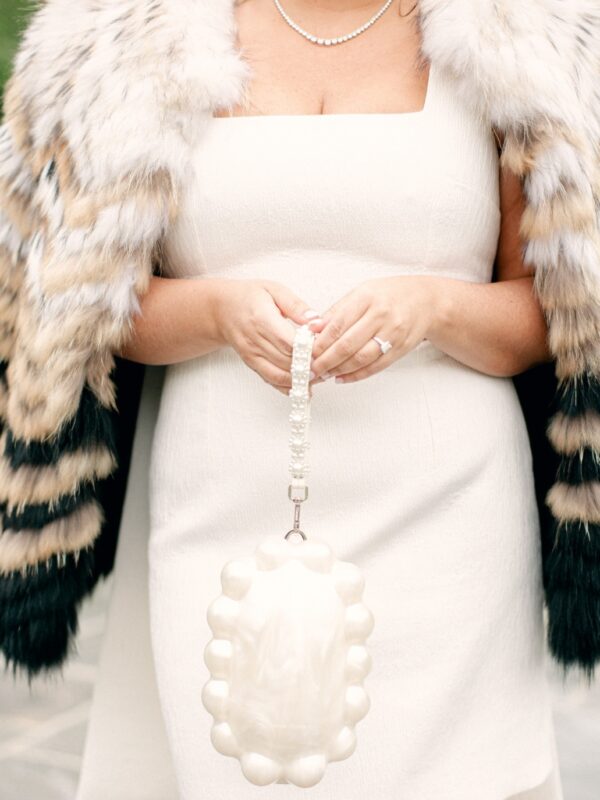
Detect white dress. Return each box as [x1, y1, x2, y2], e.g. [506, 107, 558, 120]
[76, 61, 564, 800]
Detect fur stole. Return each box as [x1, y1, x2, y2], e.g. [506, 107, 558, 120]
[0, 0, 598, 677]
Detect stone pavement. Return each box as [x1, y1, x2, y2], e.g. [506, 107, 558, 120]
[550, 659, 600, 800]
[0, 578, 113, 800]
[0, 578, 599, 799]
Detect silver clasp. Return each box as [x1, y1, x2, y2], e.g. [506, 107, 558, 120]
[285, 483, 308, 540]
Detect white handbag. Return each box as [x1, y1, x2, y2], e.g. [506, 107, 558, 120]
[202, 323, 375, 788]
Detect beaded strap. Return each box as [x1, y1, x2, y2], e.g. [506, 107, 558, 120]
[285, 324, 315, 539]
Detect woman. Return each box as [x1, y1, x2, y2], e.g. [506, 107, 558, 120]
[87, 0, 562, 796]
[0, 0, 598, 798]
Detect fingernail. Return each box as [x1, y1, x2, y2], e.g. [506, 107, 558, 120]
[335, 376, 344, 383]
[321, 372, 331, 380]
[309, 370, 315, 380]
[308, 318, 324, 329]
[303, 309, 320, 319]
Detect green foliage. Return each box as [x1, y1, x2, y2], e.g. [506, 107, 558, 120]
[0, 1, 34, 110]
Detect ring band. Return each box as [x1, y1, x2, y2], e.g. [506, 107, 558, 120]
[372, 336, 392, 355]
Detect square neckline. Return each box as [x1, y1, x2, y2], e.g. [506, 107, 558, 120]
[210, 60, 436, 121]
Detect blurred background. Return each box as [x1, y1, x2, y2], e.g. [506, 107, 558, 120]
[0, 1, 599, 798]
[0, 0, 25, 106]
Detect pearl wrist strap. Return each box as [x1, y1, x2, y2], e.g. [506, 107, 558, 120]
[286, 324, 316, 541]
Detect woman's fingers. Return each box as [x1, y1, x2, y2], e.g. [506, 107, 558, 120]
[311, 291, 371, 360]
[248, 355, 316, 398]
[328, 338, 392, 378]
[241, 303, 311, 393]
[215, 279, 325, 395]
[255, 329, 296, 371]
[245, 352, 293, 390]
[254, 287, 324, 357]
[254, 289, 326, 389]
[262, 280, 322, 327]
[310, 311, 383, 378]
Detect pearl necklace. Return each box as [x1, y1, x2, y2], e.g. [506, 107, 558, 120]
[273, 0, 395, 46]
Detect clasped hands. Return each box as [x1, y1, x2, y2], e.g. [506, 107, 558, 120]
[216, 274, 445, 396]
[300, 275, 441, 386]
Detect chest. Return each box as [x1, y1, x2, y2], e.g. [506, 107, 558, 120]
[164, 57, 501, 288]
[213, 0, 432, 117]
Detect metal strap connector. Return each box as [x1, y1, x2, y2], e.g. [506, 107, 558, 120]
[288, 483, 308, 502]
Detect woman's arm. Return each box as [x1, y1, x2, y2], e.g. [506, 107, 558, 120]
[117, 276, 225, 365]
[308, 161, 553, 383]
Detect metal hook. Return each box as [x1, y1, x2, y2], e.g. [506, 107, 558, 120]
[284, 499, 308, 541]
[285, 528, 307, 541]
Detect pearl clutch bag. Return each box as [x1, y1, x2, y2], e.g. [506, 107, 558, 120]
[202, 323, 375, 788]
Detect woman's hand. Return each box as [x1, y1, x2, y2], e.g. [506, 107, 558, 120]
[212, 278, 323, 395]
[308, 276, 441, 384]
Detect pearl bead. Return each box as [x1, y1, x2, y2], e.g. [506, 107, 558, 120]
[286, 325, 317, 488]
[272, 0, 395, 47]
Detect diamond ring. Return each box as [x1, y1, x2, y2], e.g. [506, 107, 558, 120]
[372, 336, 392, 355]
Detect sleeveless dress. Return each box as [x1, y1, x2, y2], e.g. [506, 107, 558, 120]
[90, 60, 563, 799]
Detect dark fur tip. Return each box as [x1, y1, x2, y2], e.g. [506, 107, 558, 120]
[555, 373, 600, 418]
[0, 548, 99, 682]
[556, 448, 600, 485]
[546, 590, 600, 683]
[544, 520, 600, 680]
[0, 609, 78, 685]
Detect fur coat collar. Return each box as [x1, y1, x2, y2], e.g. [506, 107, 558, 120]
[0, 0, 598, 678]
